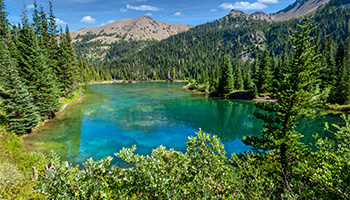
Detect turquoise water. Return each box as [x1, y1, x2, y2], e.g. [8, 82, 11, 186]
[23, 82, 342, 166]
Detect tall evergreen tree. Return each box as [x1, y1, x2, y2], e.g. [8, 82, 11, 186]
[0, 40, 40, 134]
[251, 49, 259, 85]
[0, 0, 8, 39]
[217, 55, 234, 98]
[330, 36, 350, 104]
[244, 69, 254, 91]
[233, 61, 244, 90]
[257, 48, 273, 93]
[14, 12, 60, 119]
[57, 25, 79, 96]
[209, 66, 217, 92]
[319, 36, 336, 89]
[243, 18, 320, 195]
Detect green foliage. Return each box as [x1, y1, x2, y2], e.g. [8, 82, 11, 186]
[329, 38, 350, 105]
[243, 18, 320, 196]
[56, 25, 79, 97]
[233, 61, 244, 90]
[0, 128, 48, 199]
[0, 0, 82, 135]
[14, 19, 60, 119]
[0, 40, 40, 134]
[0, 0, 8, 38]
[257, 48, 273, 93]
[35, 116, 350, 198]
[310, 115, 350, 199]
[218, 55, 234, 98]
[37, 131, 236, 199]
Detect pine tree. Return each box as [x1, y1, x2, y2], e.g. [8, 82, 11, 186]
[209, 66, 217, 92]
[319, 36, 336, 89]
[0, 40, 40, 134]
[252, 49, 259, 85]
[57, 25, 79, 96]
[257, 48, 273, 93]
[233, 61, 244, 90]
[0, 0, 8, 38]
[243, 18, 320, 194]
[217, 55, 234, 98]
[14, 13, 60, 119]
[244, 69, 254, 91]
[330, 36, 350, 104]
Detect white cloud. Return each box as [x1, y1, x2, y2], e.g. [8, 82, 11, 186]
[145, 13, 152, 16]
[210, 9, 218, 12]
[174, 12, 182, 16]
[80, 16, 96, 24]
[101, 20, 115, 26]
[120, 7, 127, 12]
[219, 2, 267, 10]
[126, 4, 163, 11]
[55, 18, 67, 25]
[27, 4, 35, 10]
[257, 0, 278, 3]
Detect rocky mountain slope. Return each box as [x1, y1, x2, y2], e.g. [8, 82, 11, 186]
[70, 16, 193, 44]
[227, 0, 330, 21]
[273, 0, 330, 21]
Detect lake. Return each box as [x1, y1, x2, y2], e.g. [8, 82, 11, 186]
[23, 82, 343, 166]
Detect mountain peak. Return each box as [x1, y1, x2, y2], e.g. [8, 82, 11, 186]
[70, 17, 193, 44]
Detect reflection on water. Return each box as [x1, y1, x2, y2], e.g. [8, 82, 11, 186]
[23, 82, 343, 166]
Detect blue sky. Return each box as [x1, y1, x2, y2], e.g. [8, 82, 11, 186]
[4, 0, 296, 31]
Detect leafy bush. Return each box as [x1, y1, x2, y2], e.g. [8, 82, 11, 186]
[37, 131, 237, 199]
[35, 115, 350, 199]
[0, 128, 48, 199]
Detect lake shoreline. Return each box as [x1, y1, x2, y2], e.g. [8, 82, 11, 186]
[27, 95, 84, 137]
[183, 86, 276, 103]
[81, 79, 188, 85]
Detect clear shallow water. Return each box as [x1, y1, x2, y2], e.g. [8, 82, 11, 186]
[23, 82, 343, 166]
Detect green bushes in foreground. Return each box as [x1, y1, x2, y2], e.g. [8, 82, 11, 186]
[34, 118, 350, 199]
[0, 128, 49, 199]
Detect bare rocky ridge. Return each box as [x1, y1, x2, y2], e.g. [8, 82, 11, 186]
[228, 0, 330, 21]
[273, 0, 330, 21]
[70, 16, 193, 44]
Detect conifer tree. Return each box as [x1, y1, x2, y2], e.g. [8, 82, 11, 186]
[257, 48, 273, 93]
[217, 55, 234, 98]
[209, 66, 217, 92]
[252, 49, 259, 85]
[0, 0, 8, 38]
[330, 36, 350, 104]
[233, 62, 244, 90]
[244, 69, 254, 91]
[0, 40, 40, 134]
[243, 18, 319, 195]
[319, 36, 336, 89]
[14, 12, 60, 119]
[57, 25, 79, 96]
